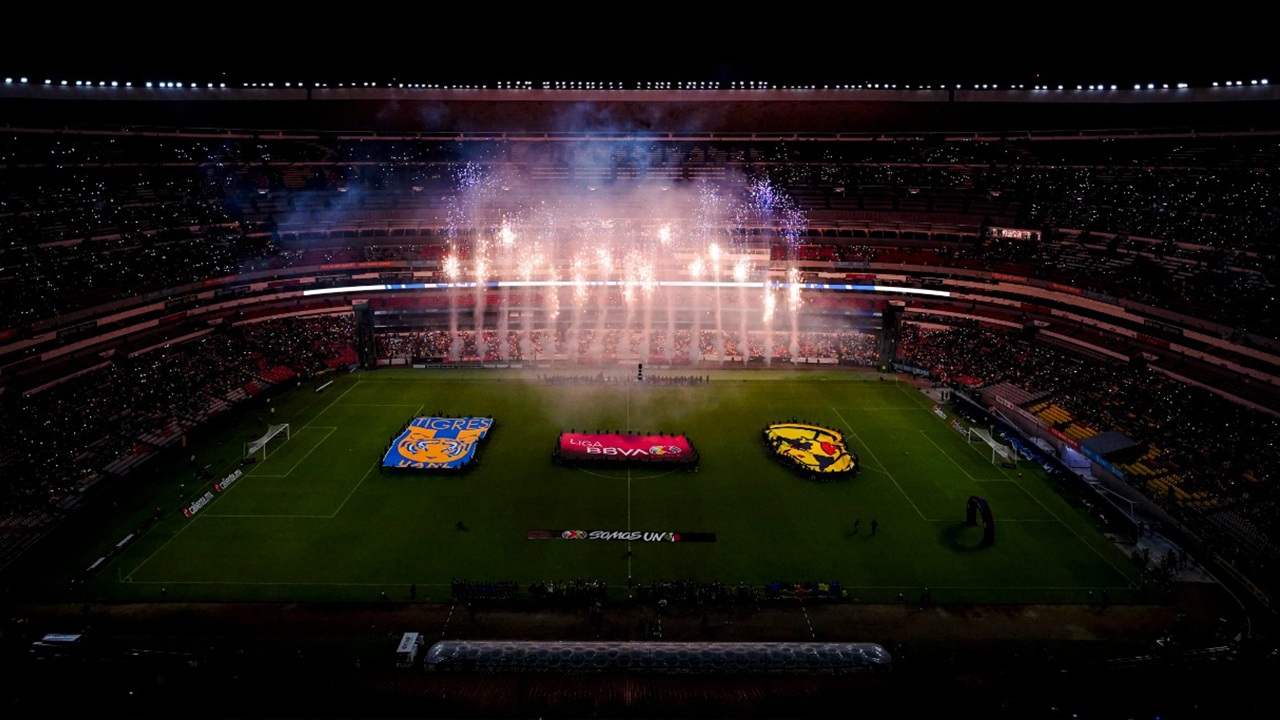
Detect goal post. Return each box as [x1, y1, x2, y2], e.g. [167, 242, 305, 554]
[969, 426, 1017, 468]
[245, 423, 291, 462]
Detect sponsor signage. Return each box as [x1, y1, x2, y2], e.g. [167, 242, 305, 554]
[555, 433, 693, 463]
[182, 491, 215, 518]
[1047, 425, 1082, 451]
[931, 404, 947, 420]
[528, 529, 716, 543]
[213, 469, 243, 493]
[986, 227, 1041, 242]
[384, 417, 493, 470]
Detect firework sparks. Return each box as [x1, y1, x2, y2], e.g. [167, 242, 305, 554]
[688, 255, 704, 280]
[443, 254, 461, 281]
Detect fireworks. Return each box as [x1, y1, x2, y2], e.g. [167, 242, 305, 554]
[433, 164, 813, 363]
[788, 266, 802, 311]
[688, 255, 704, 280]
[443, 254, 461, 281]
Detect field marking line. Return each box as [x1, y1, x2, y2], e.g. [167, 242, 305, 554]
[202, 514, 332, 519]
[335, 404, 425, 407]
[832, 407, 929, 521]
[799, 599, 817, 639]
[313, 378, 363, 418]
[918, 430, 1008, 483]
[124, 516, 198, 581]
[575, 467, 677, 480]
[327, 402, 422, 517]
[927, 518, 1059, 522]
[125, 580, 455, 587]
[990, 456, 1137, 585]
[262, 426, 338, 478]
[112, 379, 364, 580]
[893, 383, 1135, 585]
[329, 462, 381, 517]
[626, 384, 632, 571]
[121, 578, 1129, 592]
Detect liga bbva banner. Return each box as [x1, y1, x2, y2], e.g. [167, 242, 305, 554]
[556, 433, 692, 462]
[528, 529, 716, 542]
[383, 416, 492, 469]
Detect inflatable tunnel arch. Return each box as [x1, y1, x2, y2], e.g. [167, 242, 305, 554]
[966, 495, 995, 546]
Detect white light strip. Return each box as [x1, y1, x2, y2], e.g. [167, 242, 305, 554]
[302, 280, 951, 297]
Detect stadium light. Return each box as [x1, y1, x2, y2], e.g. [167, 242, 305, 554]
[19, 77, 27, 83]
[1263, 79, 1270, 85]
[44, 79, 50, 84]
[145, 81, 152, 88]
[3, 78, 10, 83]
[111, 81, 117, 87]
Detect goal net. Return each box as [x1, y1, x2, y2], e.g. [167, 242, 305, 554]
[244, 423, 291, 462]
[969, 427, 1017, 467]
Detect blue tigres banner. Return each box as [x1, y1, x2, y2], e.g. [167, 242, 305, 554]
[383, 417, 493, 470]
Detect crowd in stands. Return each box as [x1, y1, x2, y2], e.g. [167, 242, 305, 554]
[450, 579, 520, 601]
[762, 581, 847, 601]
[0, 316, 355, 565]
[526, 579, 608, 604]
[636, 580, 759, 605]
[376, 329, 878, 364]
[895, 322, 1280, 591]
[542, 373, 708, 386]
[3, 130, 1278, 337]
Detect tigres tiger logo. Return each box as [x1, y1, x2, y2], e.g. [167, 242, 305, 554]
[397, 426, 477, 464]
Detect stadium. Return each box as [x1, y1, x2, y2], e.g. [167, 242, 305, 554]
[1, 40, 1278, 717]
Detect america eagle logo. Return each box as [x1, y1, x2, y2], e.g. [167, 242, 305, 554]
[765, 423, 856, 474]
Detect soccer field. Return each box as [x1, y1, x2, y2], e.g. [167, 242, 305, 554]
[73, 370, 1138, 604]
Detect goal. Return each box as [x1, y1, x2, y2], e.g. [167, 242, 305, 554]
[244, 423, 291, 462]
[968, 426, 1017, 467]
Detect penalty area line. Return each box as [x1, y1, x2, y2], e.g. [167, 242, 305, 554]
[832, 407, 929, 521]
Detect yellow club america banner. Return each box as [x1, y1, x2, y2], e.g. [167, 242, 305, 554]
[764, 423, 858, 476]
[384, 417, 492, 470]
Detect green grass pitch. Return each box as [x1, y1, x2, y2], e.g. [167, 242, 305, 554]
[59, 370, 1139, 604]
